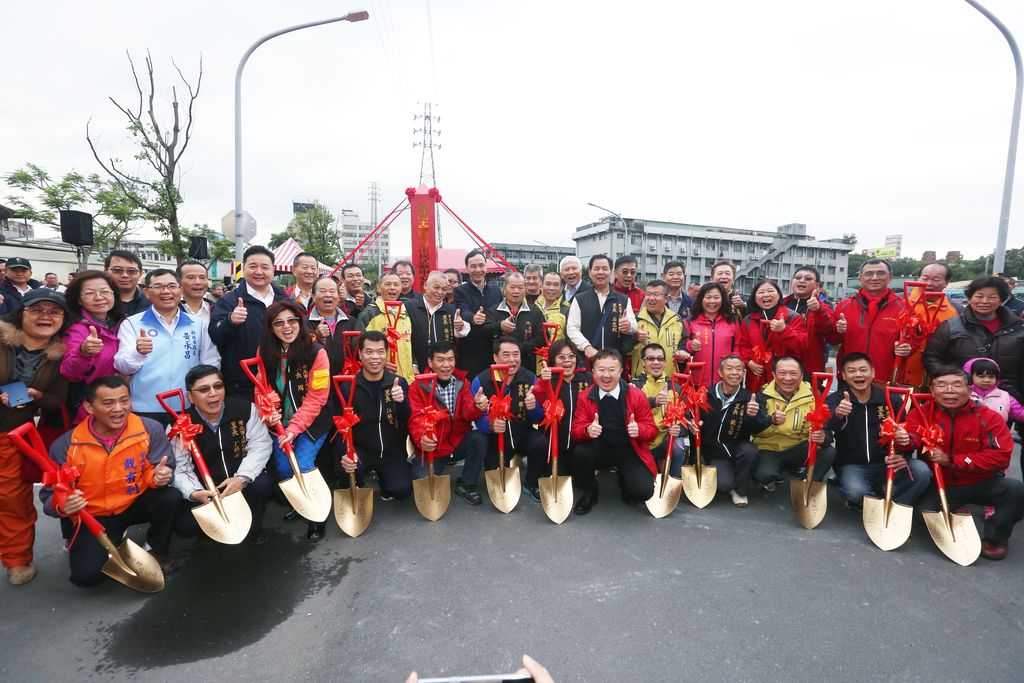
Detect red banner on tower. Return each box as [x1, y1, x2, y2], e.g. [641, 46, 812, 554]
[407, 184, 439, 291]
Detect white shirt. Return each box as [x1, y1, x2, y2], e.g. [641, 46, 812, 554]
[182, 299, 211, 325]
[249, 286, 275, 309]
[598, 384, 621, 400]
[565, 288, 638, 352]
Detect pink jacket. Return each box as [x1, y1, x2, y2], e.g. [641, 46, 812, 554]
[971, 385, 1024, 423]
[60, 314, 122, 423]
[684, 313, 740, 387]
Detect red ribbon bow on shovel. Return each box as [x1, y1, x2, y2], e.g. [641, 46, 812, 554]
[538, 368, 565, 462]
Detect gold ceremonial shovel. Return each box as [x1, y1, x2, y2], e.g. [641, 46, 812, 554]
[862, 386, 913, 551]
[157, 390, 252, 545]
[913, 396, 980, 566]
[483, 364, 521, 513]
[240, 357, 332, 523]
[790, 372, 832, 529]
[410, 373, 452, 521]
[646, 372, 686, 518]
[538, 368, 573, 523]
[8, 423, 164, 593]
[679, 365, 716, 509]
[331, 375, 373, 537]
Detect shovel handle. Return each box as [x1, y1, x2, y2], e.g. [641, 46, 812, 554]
[77, 509, 108, 539]
[7, 422, 50, 466]
[805, 439, 819, 469]
[239, 356, 267, 387]
[155, 389, 187, 418]
[186, 440, 216, 487]
[331, 374, 358, 408]
[930, 460, 946, 493]
[688, 362, 706, 389]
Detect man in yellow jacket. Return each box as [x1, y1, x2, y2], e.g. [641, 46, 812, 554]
[631, 343, 686, 477]
[535, 272, 569, 371]
[359, 272, 416, 383]
[629, 279, 689, 378]
[752, 356, 835, 492]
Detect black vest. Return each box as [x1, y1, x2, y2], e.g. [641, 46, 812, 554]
[476, 365, 537, 445]
[406, 298, 457, 372]
[276, 342, 332, 439]
[187, 398, 256, 482]
[574, 287, 630, 354]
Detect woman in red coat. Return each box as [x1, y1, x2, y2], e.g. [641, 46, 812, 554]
[738, 280, 807, 392]
[684, 283, 740, 387]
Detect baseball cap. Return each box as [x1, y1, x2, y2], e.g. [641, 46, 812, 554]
[19, 288, 68, 312]
[6, 257, 31, 270]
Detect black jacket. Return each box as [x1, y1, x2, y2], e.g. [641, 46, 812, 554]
[923, 306, 1024, 395]
[405, 297, 459, 372]
[700, 383, 769, 458]
[209, 281, 290, 399]
[453, 281, 503, 378]
[824, 384, 905, 467]
[337, 370, 411, 461]
[0, 278, 41, 316]
[482, 300, 546, 358]
[308, 307, 357, 377]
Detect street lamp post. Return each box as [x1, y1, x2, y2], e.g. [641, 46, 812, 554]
[587, 201, 628, 257]
[964, 0, 1022, 275]
[233, 11, 369, 261]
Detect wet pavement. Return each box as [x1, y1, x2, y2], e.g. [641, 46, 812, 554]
[3, 449, 1023, 682]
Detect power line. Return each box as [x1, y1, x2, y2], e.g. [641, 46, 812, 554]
[413, 102, 442, 246]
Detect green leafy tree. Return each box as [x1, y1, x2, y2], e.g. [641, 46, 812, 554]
[86, 51, 203, 262]
[288, 202, 343, 266]
[840, 233, 858, 246]
[3, 163, 141, 249]
[268, 229, 290, 250]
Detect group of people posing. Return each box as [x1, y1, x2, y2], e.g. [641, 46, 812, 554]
[1, 244, 1022, 589]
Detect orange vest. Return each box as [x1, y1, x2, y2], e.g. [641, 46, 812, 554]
[903, 291, 959, 387]
[64, 414, 158, 517]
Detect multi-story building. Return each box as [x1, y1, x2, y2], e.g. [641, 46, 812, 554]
[490, 242, 576, 273]
[339, 213, 389, 272]
[573, 218, 853, 297]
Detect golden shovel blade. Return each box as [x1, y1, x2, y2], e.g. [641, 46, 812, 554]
[333, 486, 374, 537]
[413, 473, 451, 521]
[645, 474, 683, 518]
[923, 509, 982, 566]
[790, 479, 827, 529]
[485, 465, 521, 513]
[862, 495, 913, 551]
[681, 464, 717, 509]
[539, 474, 573, 524]
[279, 468, 333, 523]
[191, 490, 253, 545]
[97, 532, 164, 593]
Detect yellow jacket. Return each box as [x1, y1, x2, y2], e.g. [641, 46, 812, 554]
[629, 307, 686, 378]
[363, 297, 416, 384]
[631, 372, 669, 448]
[752, 380, 814, 452]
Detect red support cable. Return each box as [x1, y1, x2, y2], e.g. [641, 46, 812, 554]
[328, 198, 410, 278]
[438, 199, 518, 274]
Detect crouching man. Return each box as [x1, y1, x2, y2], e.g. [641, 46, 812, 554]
[43, 377, 179, 586]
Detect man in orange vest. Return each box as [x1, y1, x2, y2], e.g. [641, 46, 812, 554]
[43, 376, 178, 587]
[901, 262, 960, 388]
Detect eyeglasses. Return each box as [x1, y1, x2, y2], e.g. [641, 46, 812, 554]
[146, 283, 181, 293]
[109, 267, 141, 276]
[190, 381, 225, 395]
[272, 317, 302, 328]
[24, 306, 64, 318]
[555, 354, 576, 361]
[860, 270, 889, 278]
[933, 382, 966, 392]
[81, 288, 115, 298]
[643, 356, 666, 362]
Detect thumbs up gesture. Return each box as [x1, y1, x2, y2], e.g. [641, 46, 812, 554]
[136, 328, 153, 355]
[835, 391, 853, 417]
[772, 406, 787, 426]
[769, 316, 786, 333]
[353, 289, 366, 308]
[524, 385, 537, 410]
[81, 325, 103, 357]
[655, 387, 669, 407]
[230, 297, 248, 325]
[453, 308, 466, 332]
[746, 393, 760, 417]
[474, 386, 489, 411]
[500, 315, 516, 334]
[587, 412, 603, 439]
[540, 360, 551, 382]
[835, 312, 847, 335]
[153, 455, 172, 486]
[473, 306, 486, 326]
[389, 377, 405, 403]
[316, 320, 331, 338]
[689, 337, 702, 352]
[806, 288, 821, 312]
[626, 412, 639, 438]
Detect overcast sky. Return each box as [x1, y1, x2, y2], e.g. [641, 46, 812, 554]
[2, 0, 1022, 263]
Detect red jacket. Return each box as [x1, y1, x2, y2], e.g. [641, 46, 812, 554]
[902, 401, 1013, 487]
[570, 381, 658, 475]
[737, 308, 807, 392]
[684, 313, 740, 387]
[612, 283, 644, 314]
[407, 375, 484, 459]
[782, 294, 837, 374]
[831, 289, 903, 382]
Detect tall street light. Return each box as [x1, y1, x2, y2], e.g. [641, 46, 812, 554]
[233, 11, 369, 261]
[586, 202, 628, 257]
[965, 0, 1021, 275]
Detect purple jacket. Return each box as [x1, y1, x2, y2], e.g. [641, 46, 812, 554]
[60, 313, 122, 422]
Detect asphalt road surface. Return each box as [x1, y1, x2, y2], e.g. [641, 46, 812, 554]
[3, 449, 1023, 682]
